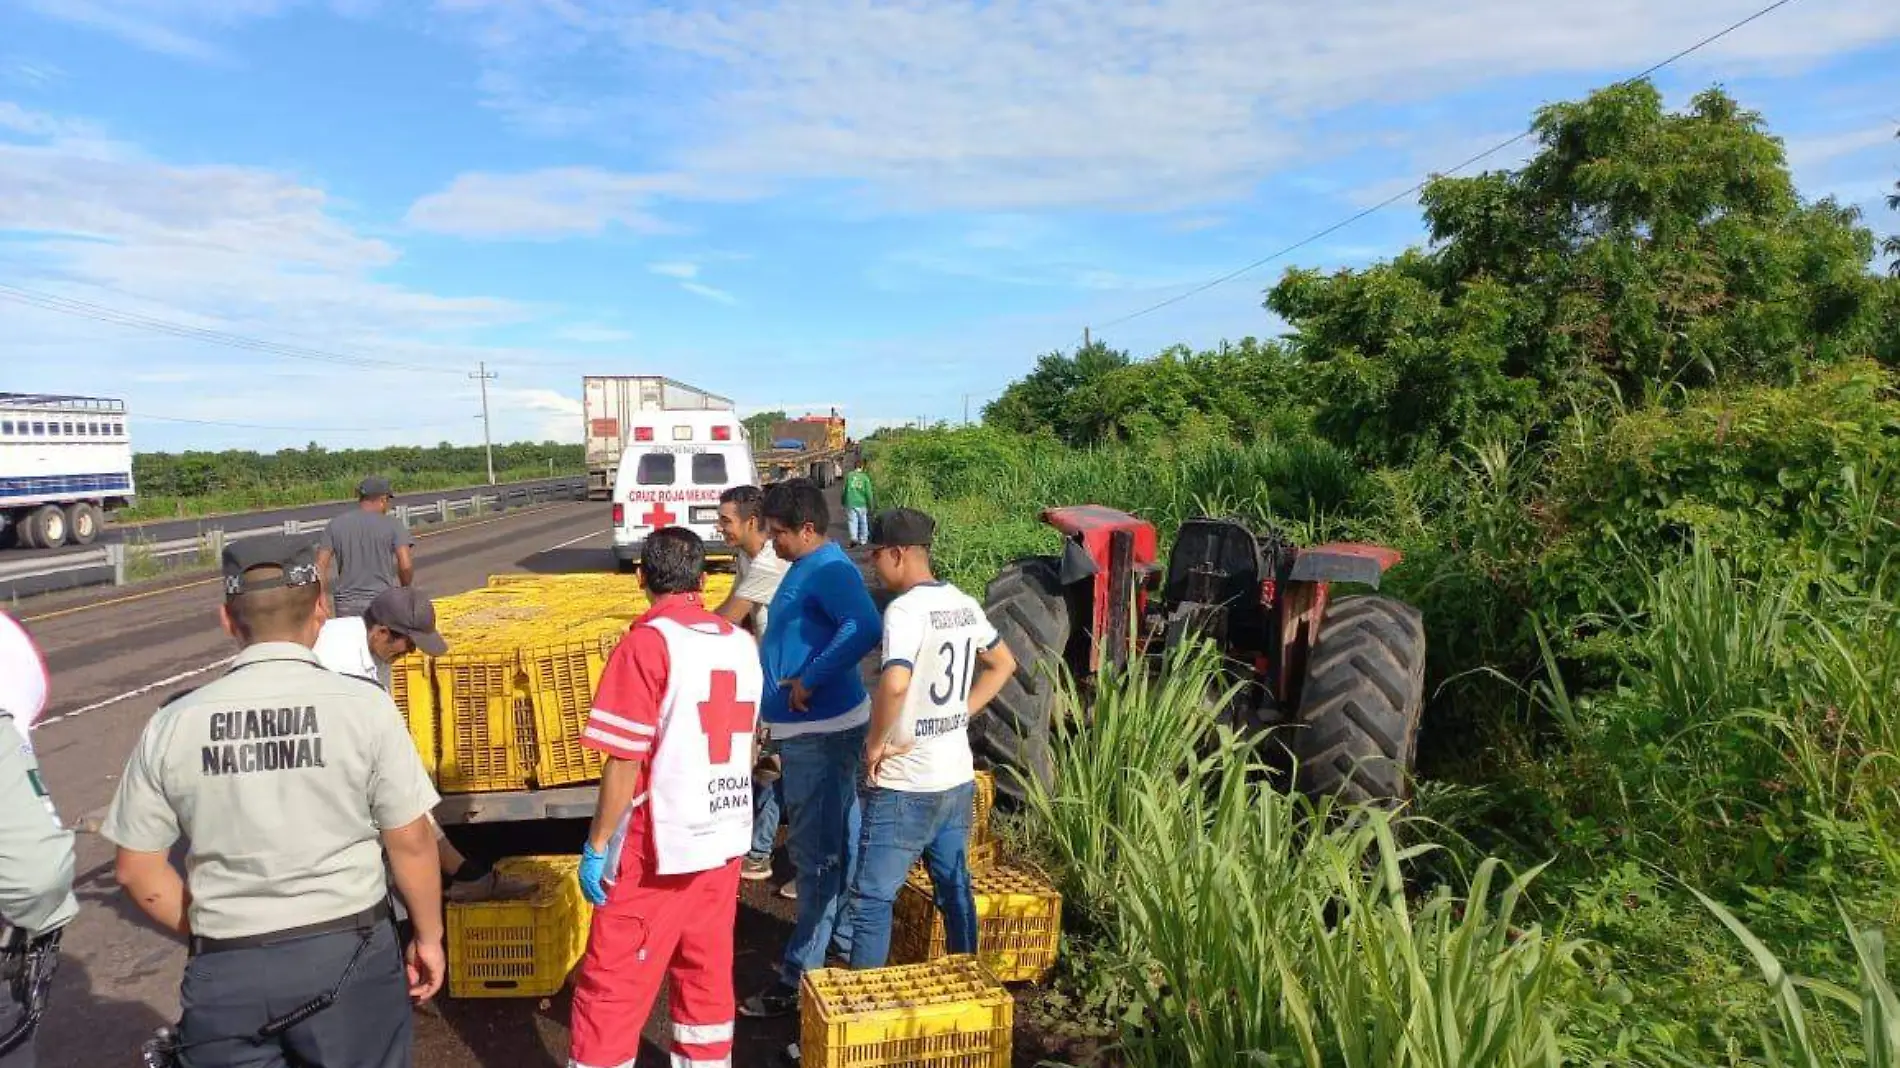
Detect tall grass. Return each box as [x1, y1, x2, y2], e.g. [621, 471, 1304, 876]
[1024, 641, 1586, 1067]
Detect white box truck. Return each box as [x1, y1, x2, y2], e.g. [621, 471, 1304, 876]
[0, 393, 135, 549]
[582, 376, 735, 499]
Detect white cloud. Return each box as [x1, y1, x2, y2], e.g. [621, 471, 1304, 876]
[553, 323, 636, 343]
[405, 167, 739, 238]
[0, 103, 583, 449]
[648, 261, 699, 280]
[679, 280, 737, 305]
[440, 0, 1900, 212]
[494, 386, 584, 442]
[1784, 124, 1897, 171]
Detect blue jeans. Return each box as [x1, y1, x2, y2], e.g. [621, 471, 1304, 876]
[847, 781, 978, 969]
[777, 723, 866, 987]
[847, 506, 869, 544]
[749, 776, 782, 863]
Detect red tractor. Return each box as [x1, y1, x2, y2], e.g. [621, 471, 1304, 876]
[972, 505, 1426, 809]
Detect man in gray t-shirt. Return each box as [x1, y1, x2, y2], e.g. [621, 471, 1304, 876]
[316, 476, 415, 618]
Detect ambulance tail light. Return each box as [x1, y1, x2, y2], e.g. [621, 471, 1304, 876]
[634, 426, 654, 442]
[672, 424, 693, 441]
[612, 503, 625, 525]
[711, 424, 731, 441]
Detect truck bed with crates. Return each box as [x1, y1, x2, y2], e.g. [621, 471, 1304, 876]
[755, 411, 850, 486]
[0, 393, 134, 550]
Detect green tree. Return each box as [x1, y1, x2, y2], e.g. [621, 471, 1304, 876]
[741, 409, 786, 445]
[982, 340, 1131, 443]
[1268, 81, 1886, 464]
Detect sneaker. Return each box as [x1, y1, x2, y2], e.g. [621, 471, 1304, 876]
[778, 880, 797, 900]
[446, 869, 538, 904]
[740, 983, 799, 1019]
[741, 856, 773, 882]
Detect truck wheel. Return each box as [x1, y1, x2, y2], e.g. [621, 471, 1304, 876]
[1292, 594, 1426, 808]
[65, 503, 101, 545]
[972, 556, 1070, 809]
[29, 505, 68, 549]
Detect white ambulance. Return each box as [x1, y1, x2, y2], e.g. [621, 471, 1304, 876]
[610, 408, 757, 571]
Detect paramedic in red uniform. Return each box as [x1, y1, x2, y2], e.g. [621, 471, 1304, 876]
[568, 526, 763, 1068]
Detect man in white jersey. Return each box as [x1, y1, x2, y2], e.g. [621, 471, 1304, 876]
[568, 527, 762, 1068]
[845, 508, 1016, 969]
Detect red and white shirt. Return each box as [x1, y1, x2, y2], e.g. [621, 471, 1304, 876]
[583, 593, 763, 878]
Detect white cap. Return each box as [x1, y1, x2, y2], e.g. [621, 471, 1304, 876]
[0, 612, 49, 729]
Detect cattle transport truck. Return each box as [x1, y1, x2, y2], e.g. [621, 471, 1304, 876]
[0, 393, 134, 549]
[582, 376, 734, 500]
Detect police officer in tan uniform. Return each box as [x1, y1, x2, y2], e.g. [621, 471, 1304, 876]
[0, 612, 75, 1068]
[101, 536, 444, 1068]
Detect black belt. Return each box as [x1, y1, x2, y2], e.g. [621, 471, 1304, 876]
[188, 901, 389, 957]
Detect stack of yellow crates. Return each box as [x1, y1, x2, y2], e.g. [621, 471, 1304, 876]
[893, 770, 1063, 984]
[390, 571, 736, 794]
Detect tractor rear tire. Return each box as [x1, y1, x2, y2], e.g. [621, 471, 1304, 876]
[972, 556, 1070, 809]
[1292, 594, 1426, 808]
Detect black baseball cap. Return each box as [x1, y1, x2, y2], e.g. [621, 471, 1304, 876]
[223, 535, 321, 597]
[869, 508, 935, 548]
[365, 587, 449, 656]
[358, 475, 393, 497]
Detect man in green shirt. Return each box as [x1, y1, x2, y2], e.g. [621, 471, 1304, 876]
[843, 467, 874, 547]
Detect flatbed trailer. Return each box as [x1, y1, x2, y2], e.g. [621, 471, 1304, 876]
[753, 410, 852, 485]
[434, 785, 601, 825]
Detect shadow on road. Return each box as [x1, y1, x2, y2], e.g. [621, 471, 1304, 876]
[39, 855, 180, 1067]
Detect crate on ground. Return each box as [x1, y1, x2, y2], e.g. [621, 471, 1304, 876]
[446, 855, 592, 999]
[891, 865, 1062, 984]
[524, 638, 610, 787]
[388, 656, 439, 782]
[434, 653, 534, 793]
[800, 956, 1011, 1068]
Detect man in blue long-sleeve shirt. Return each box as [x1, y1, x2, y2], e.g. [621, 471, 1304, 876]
[740, 478, 883, 1021]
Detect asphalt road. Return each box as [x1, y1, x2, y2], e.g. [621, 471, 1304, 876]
[2, 475, 585, 562]
[13, 489, 862, 1068]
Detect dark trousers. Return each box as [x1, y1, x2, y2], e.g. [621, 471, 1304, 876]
[0, 989, 36, 1068]
[179, 921, 411, 1068]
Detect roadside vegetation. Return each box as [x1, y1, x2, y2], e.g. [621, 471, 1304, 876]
[124, 441, 583, 521]
[870, 81, 1900, 1065]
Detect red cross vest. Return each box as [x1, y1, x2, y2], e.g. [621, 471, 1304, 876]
[615, 615, 762, 877]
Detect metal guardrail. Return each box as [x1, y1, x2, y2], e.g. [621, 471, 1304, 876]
[0, 477, 587, 591]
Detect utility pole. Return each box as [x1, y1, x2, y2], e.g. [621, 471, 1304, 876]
[1083, 326, 1091, 349]
[963, 394, 970, 426]
[471, 361, 497, 485]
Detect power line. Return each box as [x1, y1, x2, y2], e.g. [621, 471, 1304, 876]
[1092, 0, 1804, 334]
[0, 282, 467, 376]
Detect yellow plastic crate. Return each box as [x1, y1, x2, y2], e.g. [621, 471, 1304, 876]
[388, 656, 439, 783]
[435, 654, 535, 793]
[800, 956, 1011, 1068]
[891, 865, 1062, 984]
[525, 639, 610, 787]
[447, 855, 592, 999]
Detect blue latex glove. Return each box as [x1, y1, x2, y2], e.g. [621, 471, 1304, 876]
[578, 842, 609, 906]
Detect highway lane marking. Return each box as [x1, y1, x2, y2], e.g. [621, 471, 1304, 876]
[21, 502, 580, 624]
[37, 656, 237, 728]
[542, 528, 609, 552]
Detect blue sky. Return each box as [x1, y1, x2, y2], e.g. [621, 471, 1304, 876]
[2, 0, 1897, 453]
